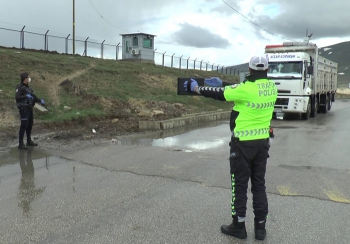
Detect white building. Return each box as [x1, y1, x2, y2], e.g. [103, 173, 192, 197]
[120, 32, 156, 63]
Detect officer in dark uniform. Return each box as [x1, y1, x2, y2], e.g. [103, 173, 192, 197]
[15, 72, 45, 150]
[185, 56, 277, 240]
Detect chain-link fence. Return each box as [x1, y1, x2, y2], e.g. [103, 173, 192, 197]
[0, 26, 244, 76]
[0, 27, 122, 59]
[153, 51, 242, 75]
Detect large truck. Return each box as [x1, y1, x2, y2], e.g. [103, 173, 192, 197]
[265, 40, 338, 120]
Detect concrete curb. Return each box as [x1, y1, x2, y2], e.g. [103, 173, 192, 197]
[139, 111, 231, 130]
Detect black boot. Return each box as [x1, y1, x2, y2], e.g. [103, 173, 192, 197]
[255, 220, 266, 240]
[27, 140, 38, 146]
[18, 142, 28, 150]
[221, 217, 247, 239]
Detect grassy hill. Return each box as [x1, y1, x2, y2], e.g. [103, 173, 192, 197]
[0, 46, 239, 132]
[2, 40, 349, 139]
[319, 41, 350, 86]
[228, 41, 350, 87]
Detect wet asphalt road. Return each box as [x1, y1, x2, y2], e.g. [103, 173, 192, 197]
[1, 100, 350, 243]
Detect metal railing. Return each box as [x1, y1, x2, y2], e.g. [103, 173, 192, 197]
[0, 26, 244, 76]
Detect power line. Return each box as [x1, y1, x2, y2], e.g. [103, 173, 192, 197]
[221, 0, 287, 40]
[0, 21, 69, 36]
[88, 0, 129, 32]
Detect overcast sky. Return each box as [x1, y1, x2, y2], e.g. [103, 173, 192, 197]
[1, 0, 349, 66]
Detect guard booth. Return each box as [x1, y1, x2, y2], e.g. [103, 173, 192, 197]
[120, 32, 156, 63]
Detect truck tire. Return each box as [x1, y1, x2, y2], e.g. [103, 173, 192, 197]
[302, 100, 311, 120]
[310, 95, 317, 118]
[328, 93, 332, 111]
[324, 95, 329, 113]
[320, 94, 328, 113]
[316, 94, 321, 113]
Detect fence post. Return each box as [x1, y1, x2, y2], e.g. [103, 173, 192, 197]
[162, 52, 166, 66]
[101, 40, 105, 59]
[200, 60, 203, 71]
[187, 57, 190, 70]
[84, 37, 89, 56]
[20, 26, 25, 49]
[217, 64, 220, 73]
[171, 53, 175, 68]
[65, 34, 70, 54]
[179, 55, 183, 69]
[212, 63, 215, 71]
[206, 62, 208, 71]
[44, 30, 49, 52]
[153, 48, 157, 63]
[222, 66, 224, 74]
[194, 58, 197, 70]
[116, 42, 120, 60]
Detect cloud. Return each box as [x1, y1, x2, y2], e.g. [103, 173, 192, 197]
[212, 1, 241, 15]
[1, 0, 350, 66]
[172, 23, 231, 48]
[248, 0, 350, 40]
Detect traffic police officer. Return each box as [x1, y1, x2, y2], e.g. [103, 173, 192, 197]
[15, 72, 45, 150]
[185, 55, 277, 240]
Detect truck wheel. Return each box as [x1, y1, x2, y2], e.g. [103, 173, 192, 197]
[320, 94, 328, 114]
[302, 100, 311, 120]
[328, 94, 332, 111]
[316, 96, 321, 113]
[324, 95, 329, 113]
[310, 95, 317, 118]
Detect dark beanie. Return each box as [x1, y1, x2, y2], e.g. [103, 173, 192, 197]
[20, 72, 29, 82]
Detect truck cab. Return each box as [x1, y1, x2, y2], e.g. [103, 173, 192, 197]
[265, 41, 337, 120]
[266, 52, 313, 118]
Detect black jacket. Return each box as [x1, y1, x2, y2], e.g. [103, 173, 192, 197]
[15, 82, 41, 108]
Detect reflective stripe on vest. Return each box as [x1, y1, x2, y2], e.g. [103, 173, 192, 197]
[232, 127, 270, 138]
[247, 101, 275, 109]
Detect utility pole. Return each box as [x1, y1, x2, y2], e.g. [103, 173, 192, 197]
[73, 0, 75, 55]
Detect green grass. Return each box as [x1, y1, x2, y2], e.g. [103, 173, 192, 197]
[40, 107, 105, 122]
[0, 46, 238, 124]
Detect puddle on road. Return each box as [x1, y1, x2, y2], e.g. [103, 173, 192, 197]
[109, 121, 231, 152]
[0, 146, 165, 234]
[0, 147, 70, 218]
[0, 121, 231, 219]
[0, 120, 231, 189]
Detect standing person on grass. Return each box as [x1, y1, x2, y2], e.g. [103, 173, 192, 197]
[185, 55, 277, 240]
[15, 72, 45, 150]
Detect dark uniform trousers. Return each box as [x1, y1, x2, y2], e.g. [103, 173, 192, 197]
[18, 107, 34, 143]
[229, 137, 270, 222]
